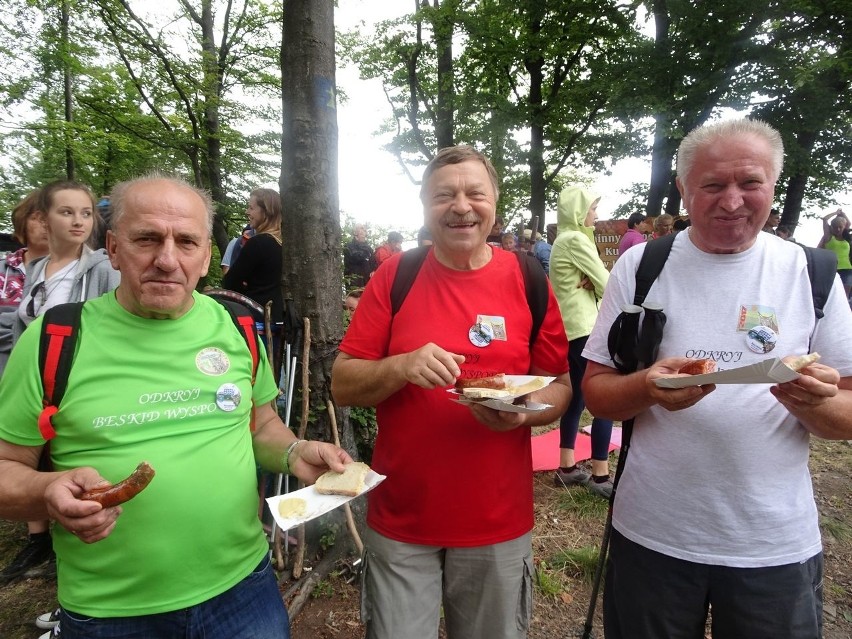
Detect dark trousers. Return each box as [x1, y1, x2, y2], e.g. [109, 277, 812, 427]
[604, 529, 823, 639]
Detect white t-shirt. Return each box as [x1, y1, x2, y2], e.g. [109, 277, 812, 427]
[17, 260, 78, 327]
[584, 230, 852, 567]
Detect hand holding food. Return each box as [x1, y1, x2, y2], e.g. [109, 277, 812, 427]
[79, 461, 155, 508]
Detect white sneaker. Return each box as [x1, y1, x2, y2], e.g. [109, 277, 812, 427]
[35, 608, 60, 629]
[38, 625, 60, 639]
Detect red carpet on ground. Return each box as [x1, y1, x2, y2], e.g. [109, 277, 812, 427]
[531, 427, 621, 472]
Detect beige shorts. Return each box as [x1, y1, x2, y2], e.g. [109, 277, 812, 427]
[361, 527, 534, 639]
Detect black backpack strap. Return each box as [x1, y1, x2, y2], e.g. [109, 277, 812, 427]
[800, 245, 837, 320]
[633, 232, 677, 306]
[390, 246, 430, 316]
[516, 251, 549, 346]
[215, 298, 261, 386]
[38, 302, 84, 441]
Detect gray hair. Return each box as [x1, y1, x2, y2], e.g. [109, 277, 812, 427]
[420, 145, 500, 202]
[109, 172, 215, 236]
[676, 119, 784, 183]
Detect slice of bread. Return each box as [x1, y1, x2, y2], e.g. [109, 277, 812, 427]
[315, 461, 371, 497]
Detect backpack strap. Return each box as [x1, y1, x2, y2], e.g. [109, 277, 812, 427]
[515, 251, 549, 346]
[38, 302, 84, 441]
[215, 298, 262, 431]
[633, 232, 677, 306]
[390, 246, 430, 316]
[800, 245, 837, 320]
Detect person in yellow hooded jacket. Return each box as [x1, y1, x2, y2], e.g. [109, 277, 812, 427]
[549, 186, 614, 497]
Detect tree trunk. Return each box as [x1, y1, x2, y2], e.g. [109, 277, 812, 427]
[525, 4, 546, 232]
[433, 0, 455, 149]
[280, 0, 355, 456]
[61, 0, 75, 179]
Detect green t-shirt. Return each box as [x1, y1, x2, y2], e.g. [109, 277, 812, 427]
[0, 291, 279, 616]
[825, 236, 852, 271]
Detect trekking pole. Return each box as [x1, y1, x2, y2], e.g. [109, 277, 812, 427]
[580, 419, 633, 639]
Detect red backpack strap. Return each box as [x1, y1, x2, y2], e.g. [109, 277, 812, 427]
[212, 297, 262, 431]
[38, 302, 84, 441]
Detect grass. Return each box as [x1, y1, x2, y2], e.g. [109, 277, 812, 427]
[549, 546, 601, 583]
[821, 515, 852, 542]
[554, 486, 609, 520]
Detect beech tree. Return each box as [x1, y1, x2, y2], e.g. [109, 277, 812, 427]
[280, 0, 355, 455]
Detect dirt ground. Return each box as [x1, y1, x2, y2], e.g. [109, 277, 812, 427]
[1, 437, 850, 639]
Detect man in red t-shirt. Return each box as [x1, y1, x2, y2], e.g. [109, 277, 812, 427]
[332, 146, 570, 639]
[372, 231, 403, 269]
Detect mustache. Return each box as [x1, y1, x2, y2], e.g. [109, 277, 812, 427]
[442, 216, 480, 226]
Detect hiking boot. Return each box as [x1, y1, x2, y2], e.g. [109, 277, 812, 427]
[587, 478, 614, 499]
[554, 466, 591, 488]
[0, 535, 53, 585]
[36, 608, 61, 630]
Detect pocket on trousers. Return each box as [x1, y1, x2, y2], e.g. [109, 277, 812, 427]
[516, 552, 534, 632]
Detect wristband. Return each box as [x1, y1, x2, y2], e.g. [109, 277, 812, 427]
[282, 439, 303, 475]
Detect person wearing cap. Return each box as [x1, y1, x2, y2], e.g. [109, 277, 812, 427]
[373, 231, 404, 269]
[617, 212, 648, 258]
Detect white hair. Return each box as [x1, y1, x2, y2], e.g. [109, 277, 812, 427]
[676, 119, 784, 182]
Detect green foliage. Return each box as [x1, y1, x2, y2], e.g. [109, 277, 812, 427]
[348, 406, 377, 465]
[549, 545, 600, 583]
[311, 578, 335, 598]
[821, 515, 852, 542]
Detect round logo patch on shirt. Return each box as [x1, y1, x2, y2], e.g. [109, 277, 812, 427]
[468, 322, 494, 348]
[216, 383, 242, 412]
[746, 325, 777, 354]
[196, 348, 230, 376]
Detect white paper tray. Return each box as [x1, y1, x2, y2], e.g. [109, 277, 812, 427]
[447, 375, 555, 413]
[266, 470, 386, 532]
[654, 357, 800, 389]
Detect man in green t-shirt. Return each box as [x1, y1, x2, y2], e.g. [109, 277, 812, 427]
[0, 175, 351, 639]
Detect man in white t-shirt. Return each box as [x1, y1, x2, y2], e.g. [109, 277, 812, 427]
[582, 119, 852, 639]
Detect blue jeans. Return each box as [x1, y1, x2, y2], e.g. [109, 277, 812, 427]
[59, 555, 290, 639]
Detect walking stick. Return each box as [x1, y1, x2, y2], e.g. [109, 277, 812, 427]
[327, 399, 364, 555]
[291, 318, 311, 579]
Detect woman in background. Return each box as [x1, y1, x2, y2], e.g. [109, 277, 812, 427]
[222, 188, 284, 379]
[550, 186, 614, 498]
[1, 179, 119, 594]
[0, 190, 49, 375]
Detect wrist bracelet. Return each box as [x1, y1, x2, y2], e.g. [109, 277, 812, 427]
[283, 439, 303, 475]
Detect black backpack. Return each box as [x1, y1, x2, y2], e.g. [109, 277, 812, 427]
[389, 246, 550, 346]
[37, 297, 261, 441]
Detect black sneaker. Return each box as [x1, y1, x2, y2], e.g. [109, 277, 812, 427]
[0, 535, 53, 585]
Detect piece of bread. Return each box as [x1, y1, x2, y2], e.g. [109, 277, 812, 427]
[783, 352, 821, 372]
[315, 461, 371, 497]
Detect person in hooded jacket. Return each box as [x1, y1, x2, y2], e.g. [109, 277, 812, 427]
[549, 186, 614, 498]
[2, 179, 119, 589]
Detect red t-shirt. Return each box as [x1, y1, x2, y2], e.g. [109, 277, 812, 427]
[373, 244, 397, 266]
[340, 248, 568, 546]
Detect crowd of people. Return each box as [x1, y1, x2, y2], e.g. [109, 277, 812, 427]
[1, 117, 850, 639]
